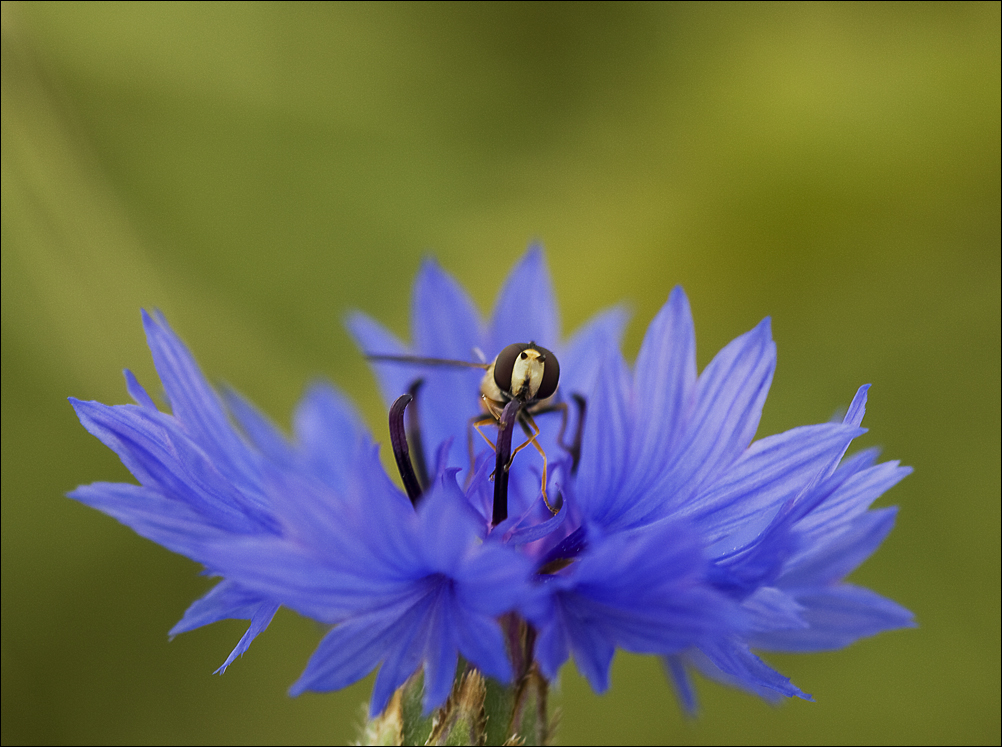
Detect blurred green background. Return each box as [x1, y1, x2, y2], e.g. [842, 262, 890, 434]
[2, 2, 998, 744]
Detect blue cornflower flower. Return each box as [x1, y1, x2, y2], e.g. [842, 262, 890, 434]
[70, 310, 537, 717]
[72, 244, 911, 727]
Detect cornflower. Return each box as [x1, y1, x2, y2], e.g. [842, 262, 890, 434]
[70, 246, 912, 743]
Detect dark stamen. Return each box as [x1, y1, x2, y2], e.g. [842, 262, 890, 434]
[389, 393, 423, 505]
[492, 399, 522, 526]
[405, 379, 430, 490]
[568, 394, 586, 475]
[536, 525, 587, 576]
[536, 557, 574, 575]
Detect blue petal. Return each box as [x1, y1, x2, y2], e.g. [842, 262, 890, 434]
[627, 287, 697, 494]
[452, 542, 537, 618]
[661, 318, 776, 501]
[751, 583, 915, 652]
[411, 257, 484, 360]
[200, 508, 425, 622]
[141, 311, 262, 495]
[503, 500, 568, 546]
[290, 595, 424, 701]
[370, 636, 424, 716]
[565, 606, 617, 693]
[70, 398, 271, 532]
[792, 460, 911, 544]
[344, 311, 414, 410]
[571, 527, 742, 651]
[488, 243, 560, 352]
[708, 522, 794, 598]
[769, 445, 886, 535]
[530, 523, 743, 693]
[452, 604, 513, 684]
[780, 508, 900, 587]
[664, 655, 699, 715]
[213, 601, 279, 674]
[843, 384, 870, 428]
[292, 381, 373, 490]
[69, 482, 229, 559]
[419, 591, 459, 715]
[170, 579, 267, 635]
[409, 258, 487, 468]
[222, 386, 293, 466]
[364, 585, 445, 717]
[557, 304, 631, 401]
[574, 350, 632, 524]
[124, 369, 158, 410]
[742, 586, 807, 633]
[818, 384, 872, 480]
[684, 422, 865, 548]
[533, 608, 569, 681]
[687, 637, 812, 701]
[417, 474, 484, 572]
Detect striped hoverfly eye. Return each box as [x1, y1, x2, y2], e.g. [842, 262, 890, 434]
[533, 345, 559, 401]
[493, 343, 527, 395]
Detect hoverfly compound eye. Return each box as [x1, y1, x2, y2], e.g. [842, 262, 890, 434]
[493, 343, 528, 395]
[534, 345, 559, 400]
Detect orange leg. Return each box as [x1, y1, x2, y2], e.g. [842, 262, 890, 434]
[511, 413, 558, 515]
[468, 397, 507, 478]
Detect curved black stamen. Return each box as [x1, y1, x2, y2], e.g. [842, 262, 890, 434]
[492, 400, 522, 526]
[569, 394, 587, 475]
[389, 393, 423, 505]
[405, 379, 430, 490]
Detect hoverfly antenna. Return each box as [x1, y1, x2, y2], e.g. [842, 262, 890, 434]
[365, 352, 489, 370]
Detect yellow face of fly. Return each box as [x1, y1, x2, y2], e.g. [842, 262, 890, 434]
[508, 348, 546, 400]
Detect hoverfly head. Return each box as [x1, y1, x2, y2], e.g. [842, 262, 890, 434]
[493, 342, 559, 404]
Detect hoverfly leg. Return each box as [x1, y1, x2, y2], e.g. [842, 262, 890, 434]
[469, 412, 498, 479]
[512, 412, 558, 516]
[482, 395, 506, 421]
[531, 395, 586, 475]
[472, 415, 499, 451]
[471, 396, 506, 479]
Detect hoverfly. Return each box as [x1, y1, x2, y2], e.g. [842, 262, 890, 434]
[367, 342, 572, 517]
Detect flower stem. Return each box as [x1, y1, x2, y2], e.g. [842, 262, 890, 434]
[361, 619, 553, 746]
